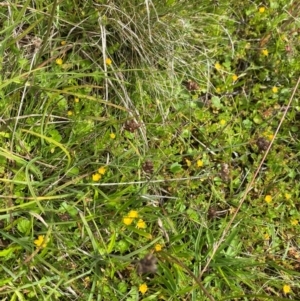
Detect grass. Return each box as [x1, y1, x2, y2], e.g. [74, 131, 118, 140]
[0, 0, 300, 300]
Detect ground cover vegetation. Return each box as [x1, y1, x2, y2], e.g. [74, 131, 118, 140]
[0, 0, 300, 300]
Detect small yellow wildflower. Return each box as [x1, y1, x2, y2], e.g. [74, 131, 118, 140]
[105, 58, 112, 66]
[67, 110, 73, 116]
[61, 41, 67, 46]
[136, 219, 146, 229]
[123, 217, 133, 226]
[258, 7, 265, 13]
[139, 283, 148, 295]
[220, 119, 226, 126]
[261, 49, 268, 56]
[98, 166, 106, 175]
[197, 160, 204, 167]
[110, 133, 116, 139]
[74, 97, 79, 103]
[56, 58, 63, 65]
[264, 195, 272, 203]
[264, 233, 270, 240]
[285, 193, 292, 200]
[215, 62, 222, 70]
[267, 134, 274, 141]
[291, 219, 298, 226]
[185, 158, 192, 167]
[283, 284, 291, 294]
[272, 86, 278, 93]
[92, 173, 101, 182]
[128, 210, 139, 218]
[216, 87, 221, 93]
[34, 235, 48, 248]
[232, 74, 238, 81]
[154, 244, 162, 252]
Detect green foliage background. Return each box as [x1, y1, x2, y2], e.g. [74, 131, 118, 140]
[0, 0, 299, 300]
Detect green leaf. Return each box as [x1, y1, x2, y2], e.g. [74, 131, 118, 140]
[0, 277, 13, 286]
[211, 96, 222, 108]
[170, 162, 182, 173]
[60, 201, 78, 217]
[253, 115, 263, 124]
[126, 226, 152, 239]
[0, 248, 14, 258]
[116, 240, 130, 253]
[48, 129, 62, 142]
[17, 218, 31, 234]
[107, 231, 116, 254]
[66, 166, 80, 177]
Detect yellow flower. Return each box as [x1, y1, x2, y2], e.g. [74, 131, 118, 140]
[261, 49, 268, 56]
[264, 195, 272, 203]
[267, 134, 274, 140]
[55, 58, 63, 65]
[272, 86, 278, 93]
[123, 217, 133, 226]
[67, 110, 73, 116]
[232, 74, 238, 81]
[291, 219, 298, 226]
[98, 167, 106, 175]
[216, 87, 221, 93]
[214, 62, 222, 70]
[34, 235, 48, 248]
[264, 233, 270, 240]
[105, 58, 112, 66]
[258, 7, 265, 13]
[154, 244, 162, 252]
[128, 210, 138, 219]
[61, 41, 67, 46]
[92, 173, 101, 182]
[283, 284, 291, 294]
[136, 219, 146, 229]
[139, 283, 148, 295]
[185, 158, 191, 167]
[74, 97, 79, 103]
[197, 160, 204, 167]
[220, 119, 226, 126]
[285, 193, 292, 200]
[110, 133, 116, 139]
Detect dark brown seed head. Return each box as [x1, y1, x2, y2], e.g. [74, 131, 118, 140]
[124, 120, 141, 133]
[183, 80, 199, 91]
[256, 137, 270, 151]
[142, 160, 154, 174]
[220, 163, 230, 182]
[136, 253, 157, 275]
